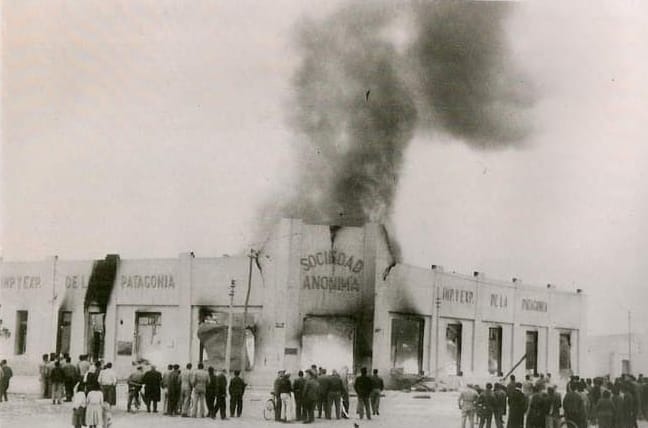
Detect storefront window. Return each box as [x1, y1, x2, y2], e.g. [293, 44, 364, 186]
[559, 332, 572, 372]
[446, 323, 462, 376]
[390, 316, 424, 375]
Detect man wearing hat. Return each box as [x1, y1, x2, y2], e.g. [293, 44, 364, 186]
[302, 370, 320, 424]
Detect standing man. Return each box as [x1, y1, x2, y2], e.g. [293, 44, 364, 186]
[214, 368, 228, 419]
[62, 357, 80, 402]
[546, 386, 562, 428]
[354, 367, 373, 420]
[228, 369, 245, 418]
[166, 364, 181, 416]
[293, 370, 306, 421]
[191, 363, 208, 418]
[97, 362, 117, 406]
[180, 363, 193, 417]
[493, 383, 507, 428]
[507, 383, 528, 428]
[317, 368, 330, 419]
[143, 365, 162, 413]
[206, 367, 217, 418]
[275, 369, 292, 421]
[478, 383, 496, 428]
[49, 360, 65, 405]
[370, 369, 384, 416]
[459, 384, 479, 428]
[39, 354, 49, 399]
[327, 369, 344, 420]
[563, 383, 586, 428]
[161, 364, 173, 414]
[302, 370, 320, 424]
[127, 366, 144, 413]
[46, 353, 57, 399]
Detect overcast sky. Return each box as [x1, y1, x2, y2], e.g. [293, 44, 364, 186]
[2, 1, 647, 335]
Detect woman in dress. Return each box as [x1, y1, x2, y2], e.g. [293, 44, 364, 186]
[85, 384, 103, 428]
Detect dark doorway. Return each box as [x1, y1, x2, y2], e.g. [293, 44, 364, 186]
[446, 323, 463, 376]
[15, 310, 28, 355]
[390, 316, 424, 374]
[56, 311, 72, 355]
[559, 332, 572, 374]
[87, 312, 105, 362]
[302, 316, 355, 373]
[525, 331, 538, 375]
[488, 326, 503, 376]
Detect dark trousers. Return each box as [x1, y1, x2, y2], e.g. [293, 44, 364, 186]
[357, 396, 371, 419]
[65, 379, 75, 401]
[303, 399, 316, 422]
[167, 390, 179, 415]
[295, 396, 303, 420]
[213, 395, 226, 419]
[206, 391, 215, 417]
[493, 410, 504, 428]
[274, 395, 282, 421]
[229, 394, 242, 417]
[146, 399, 158, 412]
[327, 391, 341, 419]
[317, 393, 327, 417]
[480, 412, 493, 428]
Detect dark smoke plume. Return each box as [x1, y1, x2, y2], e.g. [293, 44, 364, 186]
[267, 1, 533, 231]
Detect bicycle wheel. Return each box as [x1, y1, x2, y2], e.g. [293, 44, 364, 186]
[559, 419, 578, 428]
[263, 399, 275, 421]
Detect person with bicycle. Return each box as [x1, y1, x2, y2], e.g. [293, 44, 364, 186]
[126, 366, 144, 413]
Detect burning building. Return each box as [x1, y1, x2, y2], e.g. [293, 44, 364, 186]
[0, 218, 585, 386]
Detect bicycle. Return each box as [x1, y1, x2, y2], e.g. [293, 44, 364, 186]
[558, 415, 578, 428]
[263, 393, 277, 421]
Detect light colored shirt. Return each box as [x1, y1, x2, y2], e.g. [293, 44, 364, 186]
[73, 390, 87, 408]
[458, 388, 479, 411]
[98, 368, 117, 386]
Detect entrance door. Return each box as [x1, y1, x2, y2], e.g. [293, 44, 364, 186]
[302, 316, 355, 372]
[488, 326, 502, 376]
[15, 310, 28, 355]
[559, 332, 572, 375]
[135, 312, 162, 362]
[87, 312, 105, 361]
[57, 311, 72, 355]
[390, 315, 424, 375]
[446, 323, 463, 376]
[526, 331, 538, 375]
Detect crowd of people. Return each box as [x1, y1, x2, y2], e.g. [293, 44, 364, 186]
[272, 366, 385, 423]
[458, 373, 648, 428]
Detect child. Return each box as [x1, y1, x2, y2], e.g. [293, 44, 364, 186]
[102, 400, 112, 428]
[71, 382, 87, 428]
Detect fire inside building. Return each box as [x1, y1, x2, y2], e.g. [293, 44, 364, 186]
[0, 219, 586, 387]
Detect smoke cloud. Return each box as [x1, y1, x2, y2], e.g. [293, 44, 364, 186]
[269, 1, 533, 230]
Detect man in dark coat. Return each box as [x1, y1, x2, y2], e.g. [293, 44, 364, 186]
[49, 360, 65, 405]
[317, 368, 329, 418]
[546, 386, 562, 428]
[302, 370, 320, 424]
[167, 364, 181, 416]
[507, 382, 527, 428]
[596, 390, 615, 428]
[478, 383, 496, 428]
[143, 365, 162, 413]
[327, 370, 344, 420]
[62, 357, 80, 402]
[354, 367, 373, 420]
[611, 385, 627, 428]
[206, 367, 217, 418]
[214, 368, 229, 419]
[493, 383, 507, 428]
[228, 369, 245, 418]
[563, 383, 587, 428]
[526, 386, 549, 428]
[624, 383, 638, 428]
[293, 370, 306, 421]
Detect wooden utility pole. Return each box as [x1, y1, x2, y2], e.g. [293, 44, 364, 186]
[240, 249, 257, 372]
[225, 279, 236, 375]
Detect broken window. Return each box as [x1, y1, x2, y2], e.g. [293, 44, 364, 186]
[390, 316, 424, 375]
[446, 323, 462, 376]
[56, 311, 73, 355]
[559, 332, 572, 372]
[488, 326, 502, 376]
